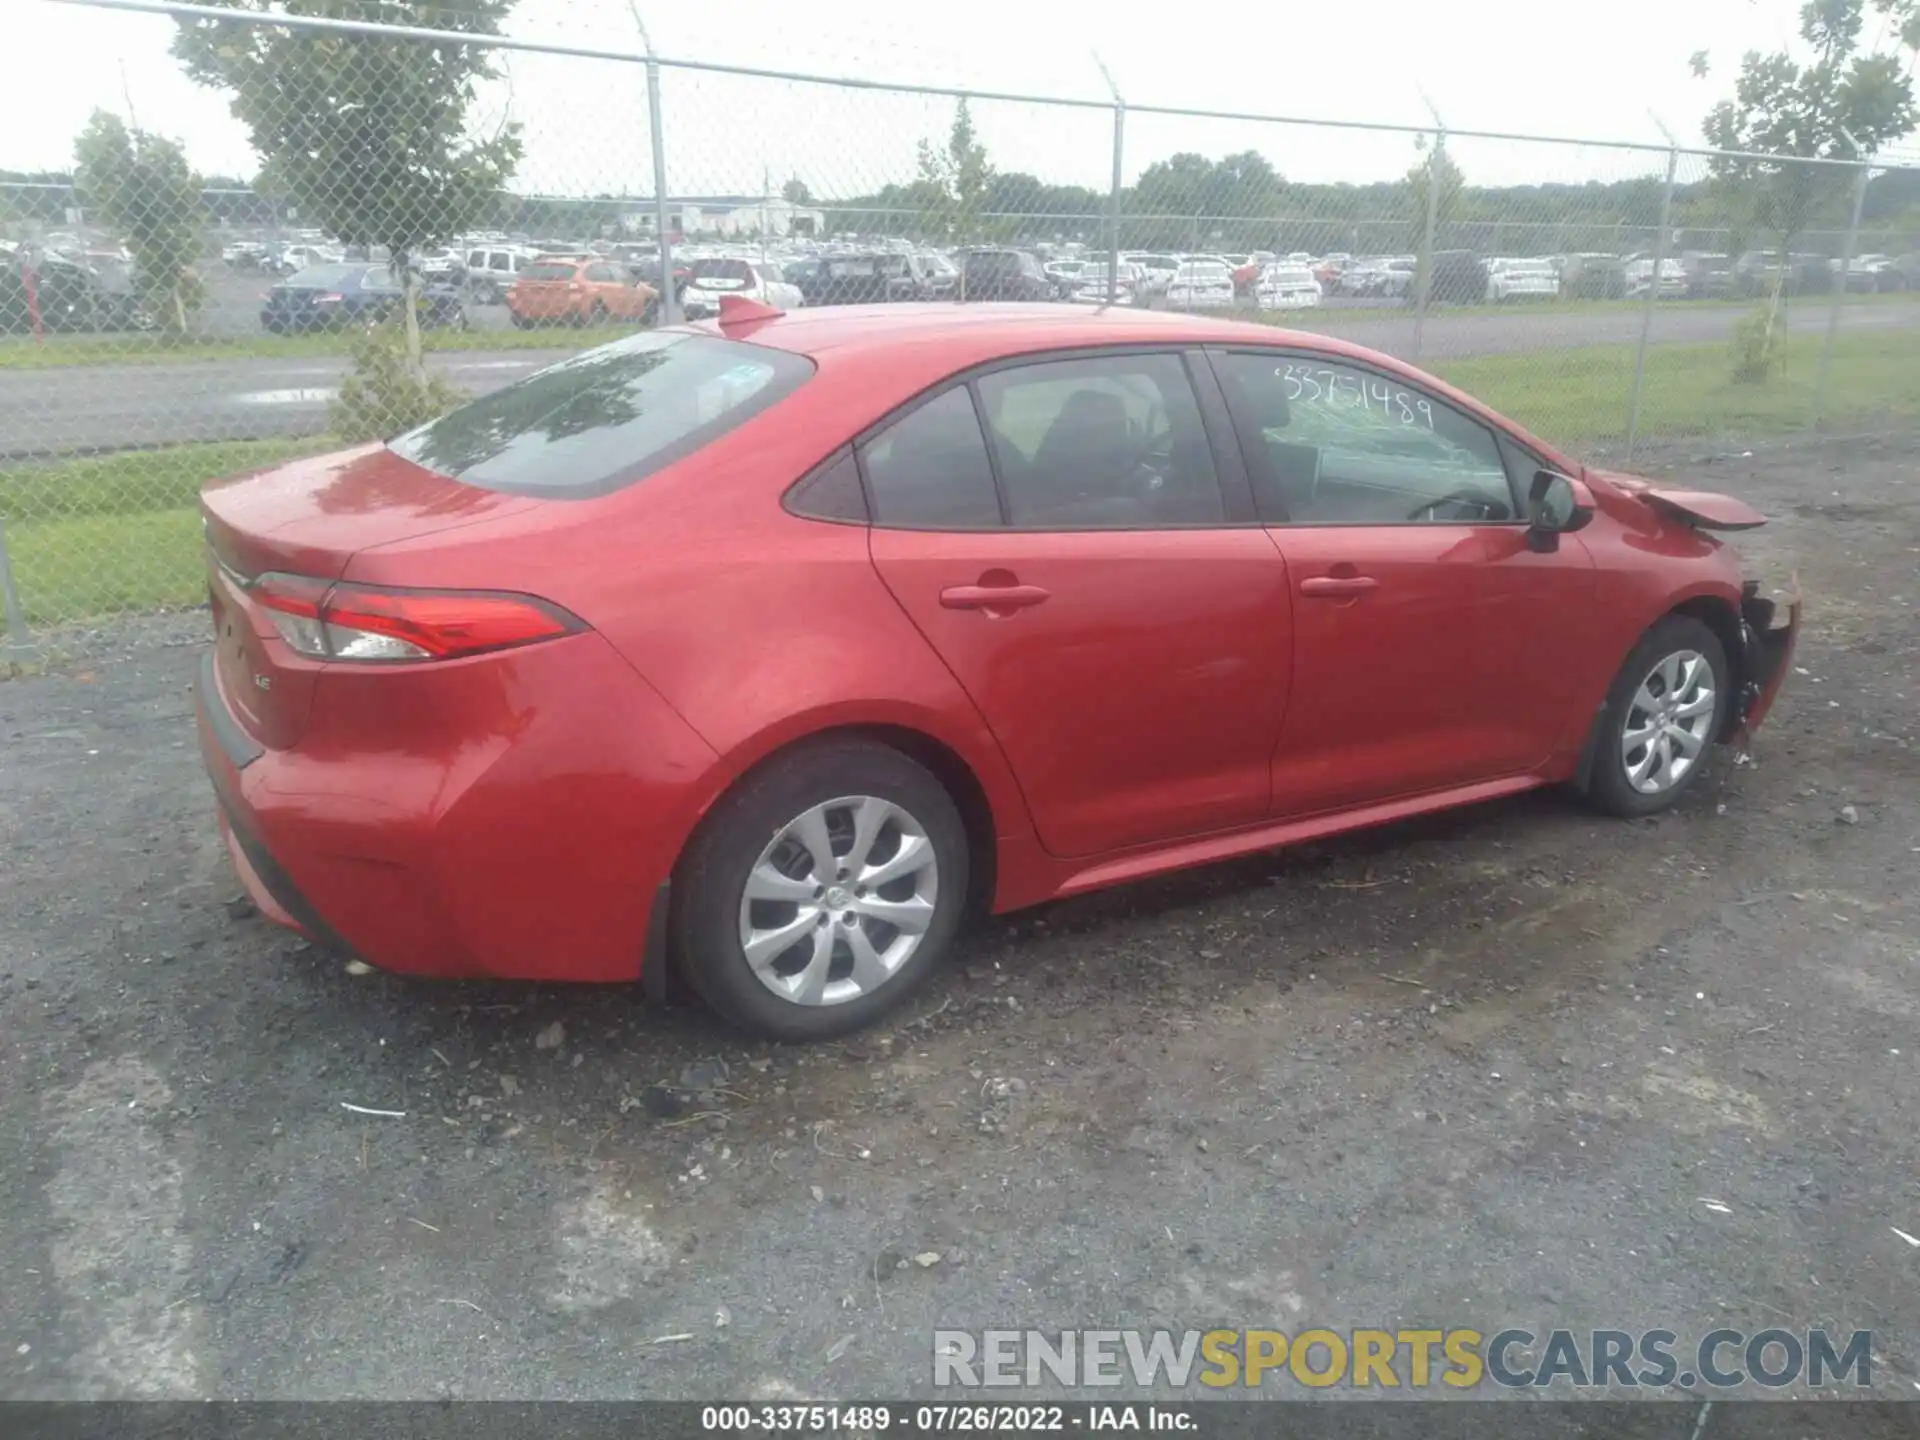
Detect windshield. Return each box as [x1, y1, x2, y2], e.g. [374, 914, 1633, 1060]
[389, 332, 814, 497]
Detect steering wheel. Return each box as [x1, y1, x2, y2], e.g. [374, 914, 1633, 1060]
[1407, 490, 1503, 522]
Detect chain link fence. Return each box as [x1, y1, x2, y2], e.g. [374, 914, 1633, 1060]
[3, 0, 1918, 657]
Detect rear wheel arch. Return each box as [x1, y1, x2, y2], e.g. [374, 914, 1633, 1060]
[677, 722, 1004, 921]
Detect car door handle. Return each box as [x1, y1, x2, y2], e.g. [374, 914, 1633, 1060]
[940, 583, 1051, 611]
[1299, 575, 1378, 597]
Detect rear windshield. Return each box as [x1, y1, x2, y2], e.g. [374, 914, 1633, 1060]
[389, 331, 814, 497]
[523, 261, 579, 281]
[689, 258, 755, 288]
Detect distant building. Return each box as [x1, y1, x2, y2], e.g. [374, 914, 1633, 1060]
[621, 195, 824, 238]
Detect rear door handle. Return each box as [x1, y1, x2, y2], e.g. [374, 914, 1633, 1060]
[1299, 575, 1378, 597]
[940, 583, 1051, 611]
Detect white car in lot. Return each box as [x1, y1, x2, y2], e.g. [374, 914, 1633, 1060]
[680, 257, 806, 317]
[1255, 262, 1323, 309]
[464, 245, 536, 302]
[1068, 262, 1146, 305]
[1485, 257, 1560, 301]
[1122, 252, 1180, 302]
[1164, 259, 1237, 309]
[1625, 256, 1689, 299]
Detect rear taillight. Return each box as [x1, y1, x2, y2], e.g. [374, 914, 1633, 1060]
[252, 573, 583, 663]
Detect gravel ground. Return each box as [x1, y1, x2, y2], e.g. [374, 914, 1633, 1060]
[1, 432, 1917, 1409]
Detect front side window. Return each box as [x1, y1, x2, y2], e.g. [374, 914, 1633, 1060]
[976, 353, 1223, 529]
[1214, 351, 1516, 525]
[390, 331, 813, 496]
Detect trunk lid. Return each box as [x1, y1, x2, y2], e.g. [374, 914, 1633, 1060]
[200, 444, 535, 747]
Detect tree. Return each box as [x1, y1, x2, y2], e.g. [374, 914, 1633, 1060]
[173, 0, 523, 371]
[914, 99, 994, 240]
[1404, 136, 1466, 253]
[781, 176, 813, 206]
[1694, 0, 1918, 376]
[73, 111, 203, 337]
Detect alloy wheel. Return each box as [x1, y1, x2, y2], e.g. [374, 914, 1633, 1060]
[737, 795, 939, 1007]
[1620, 649, 1717, 795]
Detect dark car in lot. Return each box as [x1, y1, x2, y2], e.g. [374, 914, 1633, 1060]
[1677, 251, 1735, 299]
[1734, 251, 1837, 298]
[627, 257, 692, 318]
[1426, 250, 1490, 305]
[1554, 253, 1629, 300]
[0, 244, 154, 333]
[260, 263, 467, 334]
[954, 247, 1051, 302]
[1838, 254, 1904, 293]
[799, 251, 948, 306]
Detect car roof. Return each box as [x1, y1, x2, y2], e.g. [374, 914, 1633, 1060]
[699, 303, 1272, 358]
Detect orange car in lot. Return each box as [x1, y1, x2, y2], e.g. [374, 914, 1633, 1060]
[507, 257, 658, 327]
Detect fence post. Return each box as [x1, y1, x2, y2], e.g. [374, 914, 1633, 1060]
[1096, 57, 1124, 306]
[646, 58, 677, 324]
[1105, 105, 1125, 303]
[1812, 148, 1871, 433]
[627, 5, 679, 325]
[1411, 129, 1443, 362]
[0, 518, 28, 648]
[1626, 136, 1678, 460]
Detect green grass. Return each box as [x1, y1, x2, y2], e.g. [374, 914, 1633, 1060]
[0, 437, 336, 627]
[2, 326, 1915, 631]
[1316, 289, 1920, 325]
[0, 322, 635, 370]
[1432, 327, 1920, 443]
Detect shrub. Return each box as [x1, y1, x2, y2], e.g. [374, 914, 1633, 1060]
[1729, 305, 1787, 384]
[329, 316, 464, 442]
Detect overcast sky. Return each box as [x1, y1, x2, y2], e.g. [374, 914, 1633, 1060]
[5, 0, 1905, 204]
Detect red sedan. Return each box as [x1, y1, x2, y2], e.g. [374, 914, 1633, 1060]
[196, 300, 1797, 1039]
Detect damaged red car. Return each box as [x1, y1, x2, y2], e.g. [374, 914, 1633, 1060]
[196, 300, 1797, 1039]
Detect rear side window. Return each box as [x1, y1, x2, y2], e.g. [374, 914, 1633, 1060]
[860, 388, 1002, 529]
[525, 262, 577, 281]
[390, 332, 814, 497]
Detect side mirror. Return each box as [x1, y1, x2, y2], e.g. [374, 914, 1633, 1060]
[1527, 470, 1595, 552]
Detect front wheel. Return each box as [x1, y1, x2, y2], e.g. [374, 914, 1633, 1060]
[1583, 615, 1729, 817]
[674, 740, 969, 1040]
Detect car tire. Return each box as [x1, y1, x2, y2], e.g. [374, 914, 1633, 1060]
[586, 301, 608, 327]
[673, 739, 970, 1041]
[510, 312, 531, 330]
[1583, 615, 1730, 818]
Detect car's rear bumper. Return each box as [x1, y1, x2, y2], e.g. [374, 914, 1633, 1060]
[194, 635, 718, 983]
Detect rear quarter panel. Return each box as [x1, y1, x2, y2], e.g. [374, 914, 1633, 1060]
[342, 385, 1041, 883]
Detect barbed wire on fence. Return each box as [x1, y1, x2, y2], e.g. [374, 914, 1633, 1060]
[3, 0, 1918, 656]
